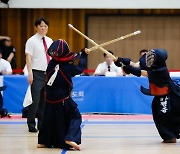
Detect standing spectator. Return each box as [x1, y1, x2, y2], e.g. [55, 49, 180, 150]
[0, 50, 12, 75]
[94, 51, 124, 76]
[0, 36, 16, 69]
[25, 17, 53, 133]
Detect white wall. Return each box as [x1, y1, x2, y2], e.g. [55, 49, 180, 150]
[8, 0, 180, 9]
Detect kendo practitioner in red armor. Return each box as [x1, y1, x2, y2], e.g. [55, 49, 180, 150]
[37, 39, 88, 150]
[114, 49, 180, 143]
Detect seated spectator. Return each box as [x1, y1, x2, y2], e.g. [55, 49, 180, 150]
[0, 36, 16, 69]
[94, 51, 124, 76]
[0, 50, 12, 75]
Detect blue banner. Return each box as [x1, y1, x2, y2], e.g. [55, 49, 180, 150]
[3, 75, 179, 114]
[3, 75, 28, 113]
[72, 76, 153, 114]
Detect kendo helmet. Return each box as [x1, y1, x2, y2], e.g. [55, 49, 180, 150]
[146, 48, 168, 71]
[48, 39, 80, 62]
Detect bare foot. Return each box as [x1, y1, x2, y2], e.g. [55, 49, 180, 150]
[65, 140, 80, 150]
[162, 138, 176, 143]
[37, 144, 46, 148]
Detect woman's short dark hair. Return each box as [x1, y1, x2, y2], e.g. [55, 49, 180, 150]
[34, 17, 49, 27]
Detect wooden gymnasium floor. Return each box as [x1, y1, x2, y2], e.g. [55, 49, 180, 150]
[0, 114, 180, 154]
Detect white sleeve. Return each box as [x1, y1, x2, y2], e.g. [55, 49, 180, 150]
[5, 61, 12, 73]
[94, 63, 103, 74]
[46, 37, 53, 48]
[25, 39, 34, 56]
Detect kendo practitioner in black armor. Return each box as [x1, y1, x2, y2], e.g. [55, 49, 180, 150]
[38, 39, 88, 150]
[114, 48, 180, 143]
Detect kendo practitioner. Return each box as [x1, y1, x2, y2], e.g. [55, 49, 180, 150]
[38, 39, 88, 150]
[114, 49, 180, 143]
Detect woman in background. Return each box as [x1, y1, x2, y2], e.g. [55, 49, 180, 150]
[0, 36, 16, 69]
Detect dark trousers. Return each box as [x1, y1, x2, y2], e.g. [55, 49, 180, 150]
[152, 95, 180, 141]
[38, 98, 82, 148]
[27, 70, 46, 130]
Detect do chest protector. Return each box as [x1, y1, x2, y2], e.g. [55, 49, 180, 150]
[141, 69, 170, 96]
